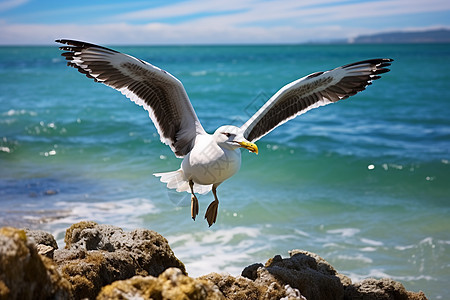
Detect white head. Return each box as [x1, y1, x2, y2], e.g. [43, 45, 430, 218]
[213, 125, 258, 154]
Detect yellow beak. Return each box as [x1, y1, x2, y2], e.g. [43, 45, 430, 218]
[238, 141, 258, 154]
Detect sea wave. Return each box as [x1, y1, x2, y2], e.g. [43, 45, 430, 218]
[167, 226, 263, 277]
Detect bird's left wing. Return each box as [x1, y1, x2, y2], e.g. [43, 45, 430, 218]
[240, 59, 393, 142]
[56, 39, 206, 157]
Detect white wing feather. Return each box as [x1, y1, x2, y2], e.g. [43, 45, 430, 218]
[240, 59, 393, 142]
[57, 39, 206, 157]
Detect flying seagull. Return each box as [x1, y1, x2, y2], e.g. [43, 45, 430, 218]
[56, 39, 392, 226]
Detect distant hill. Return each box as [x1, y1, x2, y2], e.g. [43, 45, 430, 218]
[349, 29, 450, 44]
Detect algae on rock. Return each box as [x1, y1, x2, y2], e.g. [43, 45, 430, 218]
[0, 227, 72, 300]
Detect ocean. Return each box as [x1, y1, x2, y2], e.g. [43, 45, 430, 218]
[1, 43, 449, 298]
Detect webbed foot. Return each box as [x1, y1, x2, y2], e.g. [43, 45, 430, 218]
[191, 194, 199, 220]
[205, 200, 219, 227]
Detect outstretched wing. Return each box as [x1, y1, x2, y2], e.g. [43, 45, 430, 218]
[56, 39, 206, 157]
[240, 59, 393, 142]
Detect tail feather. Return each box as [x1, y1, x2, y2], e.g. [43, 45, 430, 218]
[154, 169, 212, 194]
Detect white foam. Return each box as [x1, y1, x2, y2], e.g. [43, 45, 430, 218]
[395, 236, 444, 251]
[4, 109, 37, 116]
[58, 198, 156, 223]
[48, 197, 157, 245]
[395, 244, 415, 251]
[0, 146, 11, 153]
[327, 228, 360, 237]
[294, 229, 310, 237]
[360, 238, 384, 246]
[190, 70, 207, 76]
[345, 268, 390, 283]
[346, 269, 435, 283]
[167, 226, 263, 277]
[360, 247, 377, 252]
[337, 254, 373, 264]
[419, 237, 434, 246]
[322, 242, 343, 249]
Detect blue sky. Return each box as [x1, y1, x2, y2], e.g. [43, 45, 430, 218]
[1, 0, 449, 45]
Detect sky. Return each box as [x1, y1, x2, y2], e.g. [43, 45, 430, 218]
[1, 0, 450, 45]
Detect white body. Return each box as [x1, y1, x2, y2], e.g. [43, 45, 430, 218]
[182, 134, 241, 185]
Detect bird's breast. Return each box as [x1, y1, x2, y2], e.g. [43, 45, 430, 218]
[181, 137, 241, 185]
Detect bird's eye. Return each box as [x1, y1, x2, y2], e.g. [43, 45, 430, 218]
[222, 132, 231, 137]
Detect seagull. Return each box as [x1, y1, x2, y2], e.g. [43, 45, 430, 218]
[56, 39, 392, 226]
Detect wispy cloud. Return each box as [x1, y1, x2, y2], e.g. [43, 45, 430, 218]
[0, 0, 449, 45]
[0, 0, 28, 12]
[114, 0, 254, 22]
[113, 0, 450, 26]
[296, 0, 450, 23]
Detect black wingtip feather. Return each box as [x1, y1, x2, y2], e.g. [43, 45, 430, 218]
[56, 39, 119, 81]
[373, 68, 391, 75]
[379, 62, 392, 68]
[55, 39, 119, 53]
[343, 58, 394, 69]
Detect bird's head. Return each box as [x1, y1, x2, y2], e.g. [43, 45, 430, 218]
[213, 125, 258, 154]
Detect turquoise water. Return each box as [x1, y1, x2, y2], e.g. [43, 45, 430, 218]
[1, 43, 449, 298]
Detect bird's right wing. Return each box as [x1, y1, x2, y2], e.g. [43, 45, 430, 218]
[240, 59, 393, 142]
[56, 39, 206, 157]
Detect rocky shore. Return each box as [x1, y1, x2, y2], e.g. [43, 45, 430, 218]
[0, 221, 427, 300]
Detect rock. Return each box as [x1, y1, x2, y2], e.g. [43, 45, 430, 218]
[36, 244, 55, 258]
[97, 268, 224, 300]
[256, 251, 345, 300]
[0, 224, 429, 300]
[240, 250, 426, 300]
[24, 228, 58, 249]
[24, 228, 58, 258]
[63, 220, 98, 250]
[202, 272, 272, 300]
[202, 270, 305, 299]
[53, 221, 186, 300]
[344, 278, 428, 300]
[289, 249, 353, 287]
[241, 262, 264, 280]
[44, 189, 58, 196]
[0, 227, 72, 300]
